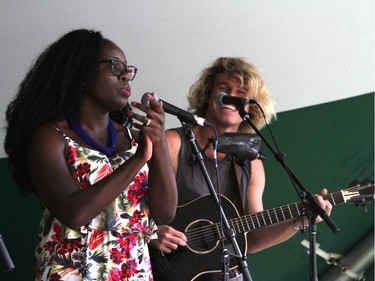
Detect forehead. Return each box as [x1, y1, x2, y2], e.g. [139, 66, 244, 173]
[100, 41, 127, 62]
[213, 73, 247, 88]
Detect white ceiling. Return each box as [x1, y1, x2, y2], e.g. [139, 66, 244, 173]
[0, 0, 374, 158]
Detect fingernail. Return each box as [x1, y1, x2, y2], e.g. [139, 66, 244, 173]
[127, 111, 133, 116]
[131, 101, 137, 106]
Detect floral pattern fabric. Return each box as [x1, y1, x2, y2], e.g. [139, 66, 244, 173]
[35, 130, 157, 281]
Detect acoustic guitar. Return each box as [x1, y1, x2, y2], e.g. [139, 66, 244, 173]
[161, 181, 374, 281]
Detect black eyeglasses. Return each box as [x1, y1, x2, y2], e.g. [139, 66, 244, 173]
[99, 59, 137, 81]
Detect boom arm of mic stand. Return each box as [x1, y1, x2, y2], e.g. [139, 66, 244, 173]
[180, 121, 253, 281]
[238, 108, 339, 281]
[238, 108, 339, 233]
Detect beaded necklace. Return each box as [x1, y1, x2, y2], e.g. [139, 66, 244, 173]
[66, 116, 118, 156]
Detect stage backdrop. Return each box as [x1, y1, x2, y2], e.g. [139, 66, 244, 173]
[0, 92, 373, 281]
[248, 92, 374, 281]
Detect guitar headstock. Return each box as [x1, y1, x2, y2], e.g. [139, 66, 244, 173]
[342, 180, 374, 208]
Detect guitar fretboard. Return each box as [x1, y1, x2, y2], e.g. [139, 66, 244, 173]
[230, 190, 344, 234]
[226, 182, 374, 235]
[185, 182, 373, 245]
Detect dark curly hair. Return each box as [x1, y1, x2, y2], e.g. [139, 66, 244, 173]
[4, 29, 132, 196]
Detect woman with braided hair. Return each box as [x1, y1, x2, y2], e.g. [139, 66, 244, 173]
[4, 29, 177, 281]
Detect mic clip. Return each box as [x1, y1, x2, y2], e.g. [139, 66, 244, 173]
[214, 133, 266, 161]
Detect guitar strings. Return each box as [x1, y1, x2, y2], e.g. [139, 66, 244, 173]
[185, 183, 373, 248]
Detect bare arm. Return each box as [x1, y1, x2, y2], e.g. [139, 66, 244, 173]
[246, 160, 332, 253]
[28, 124, 150, 230]
[130, 97, 178, 225]
[149, 129, 188, 251]
[28, 95, 177, 230]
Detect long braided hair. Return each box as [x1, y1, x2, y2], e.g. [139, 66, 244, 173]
[4, 29, 132, 196]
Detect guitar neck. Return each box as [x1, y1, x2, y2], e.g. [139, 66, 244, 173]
[231, 190, 345, 233]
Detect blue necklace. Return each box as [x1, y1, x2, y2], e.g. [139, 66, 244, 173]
[67, 116, 118, 156]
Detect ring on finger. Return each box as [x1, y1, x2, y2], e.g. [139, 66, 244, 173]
[145, 118, 152, 126]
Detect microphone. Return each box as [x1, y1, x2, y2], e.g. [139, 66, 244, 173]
[141, 93, 210, 126]
[216, 92, 256, 108]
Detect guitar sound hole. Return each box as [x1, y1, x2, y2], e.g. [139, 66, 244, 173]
[186, 219, 219, 254]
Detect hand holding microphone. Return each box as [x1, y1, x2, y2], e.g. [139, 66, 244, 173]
[141, 92, 211, 126]
[130, 92, 168, 162]
[140, 92, 257, 125]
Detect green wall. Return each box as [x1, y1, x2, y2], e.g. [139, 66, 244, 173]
[248, 92, 374, 281]
[0, 160, 40, 280]
[0, 92, 373, 281]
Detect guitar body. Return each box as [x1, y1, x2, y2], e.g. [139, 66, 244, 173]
[150, 181, 373, 281]
[164, 195, 246, 281]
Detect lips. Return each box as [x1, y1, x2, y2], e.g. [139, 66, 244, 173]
[220, 104, 237, 112]
[120, 85, 131, 97]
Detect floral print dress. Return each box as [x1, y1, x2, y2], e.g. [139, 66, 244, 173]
[35, 127, 157, 281]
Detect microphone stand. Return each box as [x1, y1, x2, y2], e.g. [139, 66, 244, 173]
[180, 121, 253, 281]
[0, 233, 15, 272]
[237, 107, 340, 281]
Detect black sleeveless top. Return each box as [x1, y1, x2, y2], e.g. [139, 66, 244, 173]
[173, 127, 251, 214]
[149, 127, 253, 281]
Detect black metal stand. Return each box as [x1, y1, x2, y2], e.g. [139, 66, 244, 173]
[0, 233, 15, 272]
[237, 107, 340, 281]
[180, 122, 253, 281]
[308, 214, 319, 281]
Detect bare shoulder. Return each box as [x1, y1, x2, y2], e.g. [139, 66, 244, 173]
[29, 123, 66, 148]
[165, 129, 180, 139]
[251, 159, 265, 174]
[27, 122, 84, 215]
[165, 129, 182, 151]
[165, 129, 181, 174]
[27, 123, 68, 162]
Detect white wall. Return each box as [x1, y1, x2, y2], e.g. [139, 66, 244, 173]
[1, 0, 374, 158]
